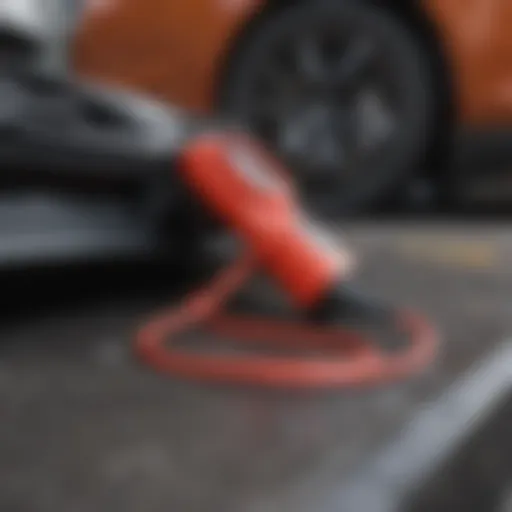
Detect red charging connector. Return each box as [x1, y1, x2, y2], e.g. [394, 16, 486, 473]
[135, 133, 439, 388]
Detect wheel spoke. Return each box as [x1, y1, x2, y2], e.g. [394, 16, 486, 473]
[336, 104, 358, 157]
[295, 35, 326, 84]
[331, 36, 375, 89]
[354, 89, 397, 150]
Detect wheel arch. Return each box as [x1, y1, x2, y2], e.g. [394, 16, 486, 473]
[216, 0, 456, 183]
[373, 0, 457, 181]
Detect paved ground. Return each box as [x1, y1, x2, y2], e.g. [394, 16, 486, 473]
[1, 222, 511, 512]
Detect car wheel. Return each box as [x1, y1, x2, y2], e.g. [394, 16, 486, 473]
[221, 0, 436, 216]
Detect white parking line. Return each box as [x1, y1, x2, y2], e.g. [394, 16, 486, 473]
[329, 339, 512, 512]
[248, 339, 512, 512]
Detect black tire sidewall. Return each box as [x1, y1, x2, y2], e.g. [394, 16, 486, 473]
[221, 0, 436, 216]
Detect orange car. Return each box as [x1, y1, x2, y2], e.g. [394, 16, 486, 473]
[73, 0, 512, 213]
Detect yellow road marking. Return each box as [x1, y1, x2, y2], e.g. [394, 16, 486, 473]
[395, 236, 500, 269]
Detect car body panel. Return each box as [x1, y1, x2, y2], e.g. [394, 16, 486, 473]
[73, 0, 261, 112]
[74, 0, 512, 125]
[422, 0, 512, 125]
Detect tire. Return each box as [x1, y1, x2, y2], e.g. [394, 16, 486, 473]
[220, 0, 437, 217]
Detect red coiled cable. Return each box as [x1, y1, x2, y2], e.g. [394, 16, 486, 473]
[134, 253, 439, 389]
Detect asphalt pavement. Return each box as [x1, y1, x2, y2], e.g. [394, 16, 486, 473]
[1, 222, 511, 512]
